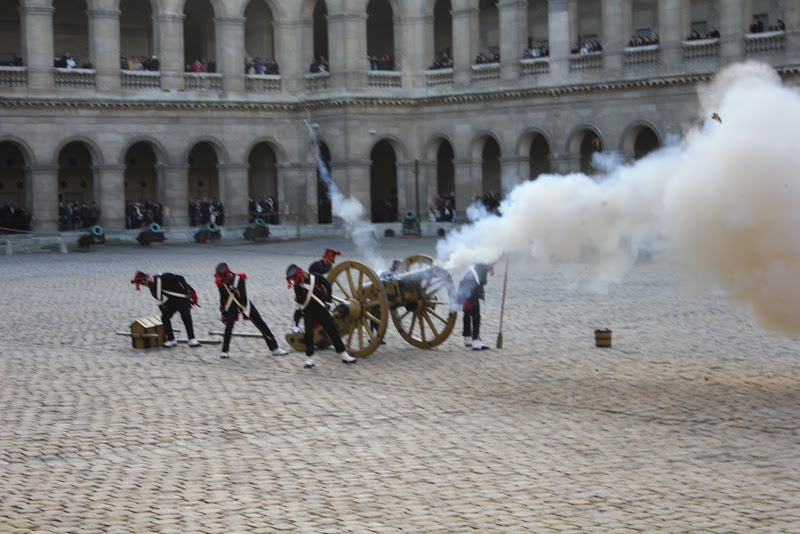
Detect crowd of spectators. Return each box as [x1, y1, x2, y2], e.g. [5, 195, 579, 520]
[2, 54, 24, 66]
[472, 193, 501, 215]
[54, 52, 91, 69]
[572, 40, 603, 54]
[189, 198, 224, 227]
[58, 201, 100, 231]
[688, 26, 720, 40]
[246, 56, 279, 75]
[429, 53, 454, 70]
[126, 200, 163, 229]
[0, 204, 32, 233]
[309, 56, 329, 73]
[474, 52, 500, 64]
[523, 42, 549, 58]
[628, 34, 660, 47]
[430, 193, 456, 222]
[249, 196, 280, 224]
[749, 15, 785, 33]
[121, 54, 160, 71]
[368, 55, 395, 71]
[186, 59, 216, 73]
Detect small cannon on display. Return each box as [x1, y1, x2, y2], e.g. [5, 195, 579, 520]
[401, 210, 421, 237]
[243, 217, 270, 241]
[194, 221, 221, 243]
[78, 224, 105, 249]
[137, 222, 165, 245]
[285, 255, 457, 357]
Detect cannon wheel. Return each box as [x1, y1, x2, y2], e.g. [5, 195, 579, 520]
[391, 255, 457, 349]
[327, 260, 389, 358]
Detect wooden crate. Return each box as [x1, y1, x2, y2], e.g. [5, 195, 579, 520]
[129, 316, 165, 349]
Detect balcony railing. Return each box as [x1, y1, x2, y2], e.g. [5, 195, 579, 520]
[246, 74, 281, 92]
[305, 71, 330, 92]
[0, 66, 27, 87]
[121, 70, 161, 90]
[185, 72, 223, 91]
[520, 57, 550, 77]
[570, 51, 603, 72]
[471, 62, 500, 83]
[55, 68, 95, 88]
[426, 68, 453, 87]
[682, 38, 720, 61]
[745, 30, 785, 56]
[624, 44, 660, 69]
[367, 70, 401, 89]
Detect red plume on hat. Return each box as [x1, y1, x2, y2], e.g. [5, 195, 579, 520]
[286, 264, 305, 289]
[131, 270, 149, 291]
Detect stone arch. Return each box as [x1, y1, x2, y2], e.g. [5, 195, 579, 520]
[366, 134, 406, 162]
[183, 0, 217, 68]
[526, 0, 548, 53]
[185, 138, 227, 213]
[244, 0, 278, 65]
[0, 138, 33, 211]
[53, 0, 90, 67]
[0, 2, 21, 65]
[243, 136, 286, 164]
[576, 0, 602, 45]
[620, 120, 663, 161]
[469, 130, 503, 160]
[567, 124, 604, 175]
[631, 0, 658, 41]
[370, 137, 400, 223]
[119, 0, 155, 60]
[52, 136, 104, 166]
[367, 0, 396, 70]
[238, 0, 285, 20]
[478, 0, 500, 58]
[518, 128, 553, 180]
[181, 136, 229, 165]
[311, 0, 328, 64]
[56, 140, 98, 225]
[119, 136, 168, 165]
[423, 132, 457, 161]
[0, 136, 35, 167]
[432, 0, 453, 63]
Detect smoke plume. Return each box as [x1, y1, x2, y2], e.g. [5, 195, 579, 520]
[436, 62, 800, 335]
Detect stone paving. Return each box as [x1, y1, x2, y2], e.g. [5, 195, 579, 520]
[1, 236, 799, 533]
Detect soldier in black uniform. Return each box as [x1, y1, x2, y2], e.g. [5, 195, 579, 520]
[215, 263, 288, 359]
[131, 270, 200, 348]
[459, 263, 494, 351]
[286, 263, 356, 368]
[291, 248, 341, 332]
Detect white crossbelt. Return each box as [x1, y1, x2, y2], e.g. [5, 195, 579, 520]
[223, 275, 251, 316]
[299, 275, 327, 310]
[470, 267, 480, 285]
[156, 277, 188, 302]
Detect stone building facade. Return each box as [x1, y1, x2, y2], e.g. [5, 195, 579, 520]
[0, 0, 798, 234]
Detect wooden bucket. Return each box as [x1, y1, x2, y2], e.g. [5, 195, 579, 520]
[594, 329, 612, 348]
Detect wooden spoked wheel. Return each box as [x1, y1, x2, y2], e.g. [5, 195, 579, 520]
[327, 260, 389, 357]
[390, 255, 457, 349]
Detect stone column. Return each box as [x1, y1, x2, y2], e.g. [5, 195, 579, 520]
[500, 155, 522, 196]
[30, 165, 59, 234]
[452, 5, 478, 87]
[658, 0, 682, 73]
[154, 12, 185, 91]
[275, 17, 304, 94]
[453, 158, 473, 220]
[94, 164, 125, 232]
[160, 164, 189, 227]
[328, 9, 368, 90]
[335, 159, 371, 219]
[215, 16, 246, 94]
[396, 160, 412, 217]
[601, 0, 624, 77]
[20, 3, 55, 91]
[398, 13, 426, 89]
[499, 0, 525, 83]
[87, 7, 121, 92]
[719, 0, 745, 65]
[784, 2, 800, 59]
[547, 0, 570, 81]
[279, 162, 308, 225]
[218, 164, 248, 226]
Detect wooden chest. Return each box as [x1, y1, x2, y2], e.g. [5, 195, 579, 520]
[129, 316, 165, 349]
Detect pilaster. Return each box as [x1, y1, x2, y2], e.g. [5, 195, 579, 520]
[335, 159, 371, 220]
[499, 0, 525, 83]
[160, 164, 189, 227]
[452, 6, 478, 87]
[453, 158, 474, 219]
[87, 9, 121, 92]
[547, 0, 570, 82]
[218, 163, 249, 226]
[785, 2, 800, 59]
[719, 0, 745, 66]
[500, 155, 523, 196]
[216, 17, 246, 94]
[328, 10, 368, 90]
[275, 18, 305, 94]
[31, 164, 59, 234]
[277, 162, 308, 225]
[93, 164, 125, 231]
[601, 0, 624, 78]
[20, 3, 55, 91]
[154, 12, 185, 91]
[658, 0, 682, 73]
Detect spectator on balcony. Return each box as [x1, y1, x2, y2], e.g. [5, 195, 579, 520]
[146, 55, 159, 71]
[191, 59, 205, 73]
[81, 59, 93, 69]
[775, 20, 785, 31]
[62, 53, 76, 69]
[13, 54, 23, 66]
[265, 58, 279, 74]
[429, 53, 453, 69]
[708, 27, 720, 38]
[750, 15, 764, 34]
[688, 30, 701, 40]
[309, 57, 321, 73]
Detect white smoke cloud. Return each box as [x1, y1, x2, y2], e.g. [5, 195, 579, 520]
[436, 61, 800, 335]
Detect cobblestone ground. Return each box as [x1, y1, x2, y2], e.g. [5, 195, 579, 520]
[1, 237, 799, 533]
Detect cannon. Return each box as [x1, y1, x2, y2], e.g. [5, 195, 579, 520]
[285, 255, 458, 357]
